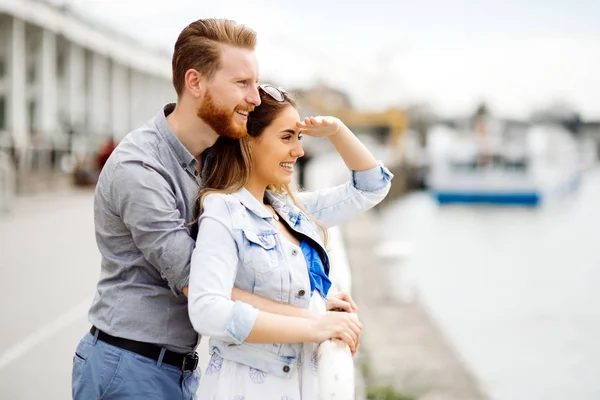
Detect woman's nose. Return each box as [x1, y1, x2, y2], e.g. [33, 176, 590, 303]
[292, 142, 304, 158]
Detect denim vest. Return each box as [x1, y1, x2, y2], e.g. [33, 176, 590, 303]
[188, 162, 393, 378]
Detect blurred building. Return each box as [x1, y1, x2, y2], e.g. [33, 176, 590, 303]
[0, 0, 174, 152]
[292, 82, 353, 117]
[292, 82, 407, 146]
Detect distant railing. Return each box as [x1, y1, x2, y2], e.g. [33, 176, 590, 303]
[0, 132, 80, 195]
[0, 143, 73, 173]
[0, 151, 16, 213]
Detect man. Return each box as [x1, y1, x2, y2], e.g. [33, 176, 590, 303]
[72, 18, 357, 399]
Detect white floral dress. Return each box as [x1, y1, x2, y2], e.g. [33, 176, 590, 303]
[197, 291, 326, 400]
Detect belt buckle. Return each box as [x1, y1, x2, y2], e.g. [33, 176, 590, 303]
[181, 352, 199, 372]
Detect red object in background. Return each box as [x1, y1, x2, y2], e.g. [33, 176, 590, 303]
[95, 138, 117, 172]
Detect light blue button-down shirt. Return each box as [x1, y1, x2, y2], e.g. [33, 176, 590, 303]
[188, 162, 393, 377]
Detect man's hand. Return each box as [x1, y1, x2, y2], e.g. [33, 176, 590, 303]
[326, 290, 358, 313]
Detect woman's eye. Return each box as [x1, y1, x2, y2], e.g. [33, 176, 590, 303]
[298, 134, 303, 140]
[282, 136, 292, 141]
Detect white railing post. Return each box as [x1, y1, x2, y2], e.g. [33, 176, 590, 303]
[318, 225, 355, 400]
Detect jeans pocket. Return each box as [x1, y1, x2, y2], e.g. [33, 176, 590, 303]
[183, 370, 201, 399]
[73, 335, 91, 362]
[98, 347, 125, 399]
[72, 335, 91, 394]
[71, 351, 87, 393]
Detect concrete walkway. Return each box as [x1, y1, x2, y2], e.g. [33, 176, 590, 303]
[343, 211, 489, 400]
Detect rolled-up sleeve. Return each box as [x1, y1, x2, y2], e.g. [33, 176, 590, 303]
[352, 161, 394, 192]
[188, 195, 259, 343]
[295, 161, 394, 227]
[110, 160, 195, 295]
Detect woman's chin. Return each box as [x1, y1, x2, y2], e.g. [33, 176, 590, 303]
[269, 175, 292, 187]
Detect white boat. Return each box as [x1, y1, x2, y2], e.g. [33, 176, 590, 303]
[426, 122, 582, 206]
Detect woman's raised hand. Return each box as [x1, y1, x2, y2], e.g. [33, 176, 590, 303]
[296, 116, 343, 138]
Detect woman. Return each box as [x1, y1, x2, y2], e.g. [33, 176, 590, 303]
[188, 84, 393, 399]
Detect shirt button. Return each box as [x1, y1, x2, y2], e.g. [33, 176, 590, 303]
[292, 249, 298, 256]
[181, 162, 187, 169]
[298, 289, 306, 296]
[193, 170, 198, 176]
[283, 365, 290, 373]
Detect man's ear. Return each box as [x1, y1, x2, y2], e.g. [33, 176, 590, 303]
[184, 69, 204, 98]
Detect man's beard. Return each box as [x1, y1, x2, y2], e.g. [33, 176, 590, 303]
[197, 91, 248, 139]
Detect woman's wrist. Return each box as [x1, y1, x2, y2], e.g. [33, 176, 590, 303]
[300, 308, 322, 321]
[328, 119, 345, 139]
[305, 317, 321, 343]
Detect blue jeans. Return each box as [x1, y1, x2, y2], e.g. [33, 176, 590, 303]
[72, 331, 200, 399]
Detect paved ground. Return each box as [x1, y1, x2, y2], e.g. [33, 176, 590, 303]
[343, 210, 489, 400]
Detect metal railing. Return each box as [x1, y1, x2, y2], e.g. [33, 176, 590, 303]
[0, 151, 16, 213]
[0, 132, 79, 196]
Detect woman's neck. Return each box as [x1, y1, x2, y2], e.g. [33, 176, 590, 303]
[245, 177, 268, 204]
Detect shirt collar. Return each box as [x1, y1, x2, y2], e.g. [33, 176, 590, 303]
[265, 191, 300, 225]
[232, 188, 273, 220]
[231, 188, 293, 221]
[155, 103, 198, 173]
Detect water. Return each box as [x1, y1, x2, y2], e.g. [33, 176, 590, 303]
[381, 167, 600, 400]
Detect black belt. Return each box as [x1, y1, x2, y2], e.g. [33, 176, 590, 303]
[90, 326, 199, 372]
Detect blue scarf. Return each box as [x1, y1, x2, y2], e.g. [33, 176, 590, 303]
[299, 240, 332, 297]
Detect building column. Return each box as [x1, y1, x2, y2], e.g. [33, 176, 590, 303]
[39, 28, 57, 138]
[8, 17, 27, 149]
[67, 42, 85, 135]
[110, 61, 130, 139]
[129, 70, 145, 130]
[88, 52, 110, 136]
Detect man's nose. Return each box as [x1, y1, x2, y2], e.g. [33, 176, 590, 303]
[246, 85, 261, 107]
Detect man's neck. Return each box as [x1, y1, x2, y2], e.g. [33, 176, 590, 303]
[167, 103, 218, 158]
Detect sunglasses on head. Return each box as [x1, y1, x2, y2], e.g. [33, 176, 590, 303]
[259, 84, 287, 102]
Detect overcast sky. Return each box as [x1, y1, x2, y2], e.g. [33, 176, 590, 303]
[57, 0, 600, 119]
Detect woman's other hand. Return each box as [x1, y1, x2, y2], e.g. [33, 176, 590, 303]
[326, 290, 358, 313]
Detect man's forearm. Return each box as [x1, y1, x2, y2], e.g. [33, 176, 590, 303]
[232, 288, 317, 320]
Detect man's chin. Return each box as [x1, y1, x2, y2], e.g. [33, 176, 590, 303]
[217, 122, 247, 139]
[218, 130, 247, 139]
